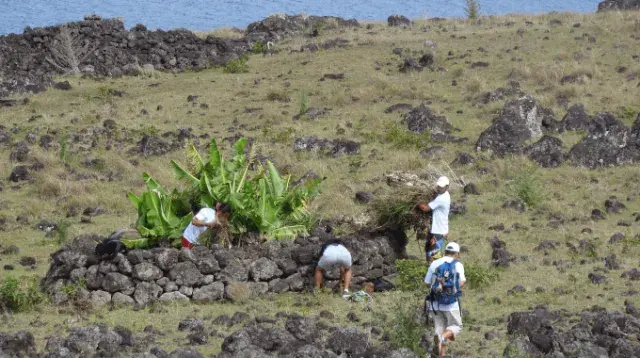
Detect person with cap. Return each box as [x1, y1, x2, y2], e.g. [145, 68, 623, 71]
[415, 176, 451, 262]
[424, 241, 466, 357]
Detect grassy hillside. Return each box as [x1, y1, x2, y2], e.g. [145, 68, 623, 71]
[1, 10, 639, 357]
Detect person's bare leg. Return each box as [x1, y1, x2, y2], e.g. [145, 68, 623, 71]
[440, 330, 455, 356]
[314, 268, 323, 289]
[339, 267, 345, 293]
[343, 267, 352, 292]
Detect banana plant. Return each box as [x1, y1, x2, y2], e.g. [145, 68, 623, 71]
[140, 137, 323, 242]
[128, 173, 193, 242]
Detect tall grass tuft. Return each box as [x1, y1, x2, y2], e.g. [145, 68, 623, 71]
[59, 134, 68, 163]
[223, 57, 249, 74]
[299, 91, 309, 115]
[465, 0, 481, 19]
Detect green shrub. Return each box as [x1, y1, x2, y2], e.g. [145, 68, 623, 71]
[129, 137, 323, 245]
[383, 123, 431, 149]
[370, 186, 434, 235]
[464, 0, 481, 19]
[61, 278, 86, 297]
[387, 303, 427, 355]
[223, 57, 249, 74]
[266, 90, 290, 102]
[396, 259, 429, 292]
[508, 166, 544, 208]
[0, 276, 46, 312]
[464, 263, 500, 290]
[251, 41, 267, 54]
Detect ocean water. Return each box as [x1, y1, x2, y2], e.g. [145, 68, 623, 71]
[0, 0, 602, 35]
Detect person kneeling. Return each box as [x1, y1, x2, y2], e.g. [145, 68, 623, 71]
[314, 239, 352, 298]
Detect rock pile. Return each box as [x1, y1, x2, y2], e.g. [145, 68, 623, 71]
[504, 305, 640, 358]
[220, 314, 416, 357]
[0, 14, 359, 98]
[42, 227, 402, 306]
[597, 0, 640, 11]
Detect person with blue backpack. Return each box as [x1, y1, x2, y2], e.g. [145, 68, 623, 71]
[424, 242, 466, 357]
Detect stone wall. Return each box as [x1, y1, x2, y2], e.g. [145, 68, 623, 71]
[42, 227, 401, 307]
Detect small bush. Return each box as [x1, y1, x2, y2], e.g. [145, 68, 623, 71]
[0, 276, 46, 312]
[396, 259, 429, 292]
[383, 123, 431, 149]
[251, 41, 267, 54]
[266, 90, 291, 102]
[465, 263, 500, 290]
[61, 278, 86, 297]
[223, 57, 249, 74]
[388, 303, 427, 355]
[464, 0, 481, 19]
[508, 166, 544, 207]
[299, 91, 309, 115]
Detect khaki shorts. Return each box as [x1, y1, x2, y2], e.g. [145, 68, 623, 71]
[430, 310, 463, 337]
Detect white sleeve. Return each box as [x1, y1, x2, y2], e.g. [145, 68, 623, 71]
[428, 195, 443, 210]
[424, 263, 434, 284]
[457, 262, 466, 283]
[194, 208, 207, 220]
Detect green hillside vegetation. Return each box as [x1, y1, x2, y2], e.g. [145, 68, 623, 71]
[0, 10, 639, 357]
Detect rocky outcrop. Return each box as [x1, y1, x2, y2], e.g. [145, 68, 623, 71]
[504, 305, 640, 358]
[402, 104, 453, 135]
[476, 95, 554, 156]
[597, 0, 640, 11]
[568, 113, 640, 168]
[219, 314, 416, 358]
[0, 13, 359, 98]
[0, 16, 249, 98]
[246, 14, 359, 43]
[42, 228, 402, 305]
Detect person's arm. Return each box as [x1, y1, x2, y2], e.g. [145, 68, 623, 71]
[457, 263, 466, 288]
[416, 202, 432, 213]
[423, 264, 434, 286]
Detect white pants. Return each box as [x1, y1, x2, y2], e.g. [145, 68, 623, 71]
[318, 245, 352, 270]
[430, 310, 462, 337]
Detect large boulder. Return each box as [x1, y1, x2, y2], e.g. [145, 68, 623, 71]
[476, 95, 552, 156]
[402, 104, 453, 135]
[101, 272, 133, 293]
[0, 331, 37, 357]
[524, 135, 565, 168]
[567, 112, 635, 168]
[597, 0, 640, 11]
[250, 258, 283, 282]
[560, 104, 590, 132]
[388, 15, 411, 27]
[133, 263, 163, 281]
[246, 14, 359, 42]
[192, 282, 225, 302]
[326, 326, 369, 355]
[133, 282, 163, 305]
[168, 262, 203, 287]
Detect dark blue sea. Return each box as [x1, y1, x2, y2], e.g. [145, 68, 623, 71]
[0, 0, 602, 35]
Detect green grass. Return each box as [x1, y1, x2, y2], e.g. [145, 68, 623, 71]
[0, 11, 639, 357]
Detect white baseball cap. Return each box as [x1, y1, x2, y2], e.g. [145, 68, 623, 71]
[445, 242, 460, 253]
[436, 176, 450, 187]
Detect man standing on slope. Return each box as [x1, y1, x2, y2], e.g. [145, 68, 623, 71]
[415, 176, 451, 262]
[181, 202, 231, 248]
[424, 242, 465, 357]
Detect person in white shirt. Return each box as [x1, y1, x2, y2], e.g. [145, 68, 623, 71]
[415, 176, 451, 263]
[314, 239, 353, 298]
[424, 242, 466, 357]
[181, 202, 231, 248]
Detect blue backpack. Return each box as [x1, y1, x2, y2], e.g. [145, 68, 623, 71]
[430, 260, 461, 306]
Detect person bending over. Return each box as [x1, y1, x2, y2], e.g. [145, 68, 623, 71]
[314, 239, 352, 298]
[181, 202, 231, 248]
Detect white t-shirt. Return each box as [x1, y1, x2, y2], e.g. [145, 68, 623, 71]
[424, 256, 466, 311]
[182, 208, 216, 244]
[428, 191, 450, 235]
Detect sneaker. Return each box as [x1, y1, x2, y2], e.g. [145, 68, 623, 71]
[342, 289, 350, 299]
